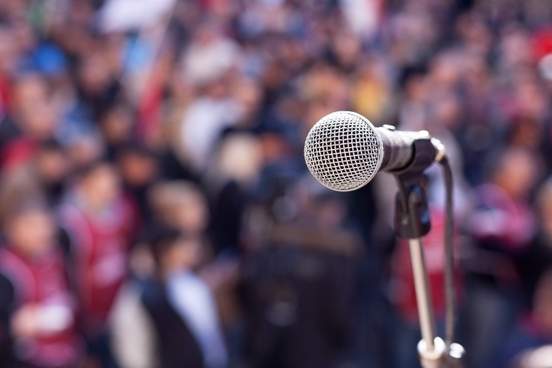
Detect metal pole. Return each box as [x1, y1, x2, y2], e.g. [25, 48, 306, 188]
[408, 238, 437, 353]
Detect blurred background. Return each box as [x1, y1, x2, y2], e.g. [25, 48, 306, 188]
[0, 0, 551, 367]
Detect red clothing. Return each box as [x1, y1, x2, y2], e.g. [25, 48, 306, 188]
[0, 247, 80, 367]
[0, 73, 9, 115]
[1, 137, 37, 170]
[60, 197, 135, 332]
[534, 27, 552, 60]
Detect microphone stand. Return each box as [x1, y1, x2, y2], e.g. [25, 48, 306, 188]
[391, 136, 465, 368]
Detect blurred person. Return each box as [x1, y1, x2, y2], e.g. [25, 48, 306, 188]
[0, 26, 17, 118]
[100, 102, 136, 160]
[328, 30, 363, 73]
[59, 160, 136, 368]
[0, 73, 59, 170]
[116, 142, 159, 223]
[109, 242, 156, 368]
[240, 242, 358, 368]
[386, 3, 439, 67]
[148, 180, 208, 239]
[33, 139, 70, 207]
[0, 168, 48, 228]
[64, 133, 105, 171]
[182, 22, 240, 86]
[498, 271, 552, 368]
[53, 41, 121, 151]
[208, 133, 263, 255]
[352, 58, 393, 123]
[299, 63, 350, 116]
[178, 78, 242, 171]
[257, 90, 305, 152]
[506, 116, 543, 152]
[461, 147, 539, 368]
[240, 179, 361, 368]
[1, 1, 552, 368]
[111, 226, 228, 368]
[455, 12, 492, 57]
[454, 51, 496, 185]
[517, 179, 552, 305]
[511, 73, 547, 125]
[0, 203, 81, 367]
[147, 180, 240, 315]
[397, 64, 429, 132]
[229, 76, 263, 129]
[3, 73, 53, 137]
[135, 43, 177, 147]
[498, 27, 535, 73]
[75, 48, 122, 122]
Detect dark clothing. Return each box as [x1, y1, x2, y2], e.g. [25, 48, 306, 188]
[140, 279, 205, 368]
[210, 180, 248, 255]
[0, 274, 17, 367]
[240, 245, 356, 368]
[518, 232, 552, 306]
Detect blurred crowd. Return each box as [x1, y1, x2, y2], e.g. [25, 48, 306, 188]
[0, 0, 552, 367]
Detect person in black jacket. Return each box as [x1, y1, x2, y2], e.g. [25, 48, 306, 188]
[240, 242, 358, 368]
[111, 226, 228, 368]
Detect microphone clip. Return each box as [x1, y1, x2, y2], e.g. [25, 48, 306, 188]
[391, 134, 446, 239]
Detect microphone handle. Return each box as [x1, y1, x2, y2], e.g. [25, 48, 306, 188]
[377, 126, 436, 172]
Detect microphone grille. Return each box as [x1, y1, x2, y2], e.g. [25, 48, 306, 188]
[304, 111, 384, 192]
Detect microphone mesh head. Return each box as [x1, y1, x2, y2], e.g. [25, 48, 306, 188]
[304, 111, 384, 192]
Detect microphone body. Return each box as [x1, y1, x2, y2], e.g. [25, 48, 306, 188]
[377, 126, 431, 172]
[304, 111, 444, 192]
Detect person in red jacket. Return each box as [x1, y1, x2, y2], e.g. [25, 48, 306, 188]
[0, 203, 81, 368]
[59, 160, 136, 367]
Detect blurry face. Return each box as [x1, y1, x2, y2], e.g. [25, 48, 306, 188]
[405, 74, 427, 101]
[21, 102, 57, 139]
[172, 195, 208, 234]
[36, 149, 68, 183]
[67, 136, 104, 168]
[119, 153, 158, 187]
[12, 75, 57, 139]
[162, 238, 202, 274]
[233, 79, 261, 122]
[433, 94, 460, 128]
[7, 209, 54, 257]
[12, 74, 46, 109]
[79, 53, 111, 94]
[510, 119, 541, 149]
[81, 165, 120, 210]
[0, 28, 17, 73]
[101, 108, 133, 144]
[332, 32, 361, 66]
[495, 150, 537, 199]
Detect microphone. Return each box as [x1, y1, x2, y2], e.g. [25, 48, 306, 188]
[303, 111, 465, 367]
[303, 111, 445, 192]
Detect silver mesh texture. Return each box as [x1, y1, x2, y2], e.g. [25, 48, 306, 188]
[304, 111, 384, 192]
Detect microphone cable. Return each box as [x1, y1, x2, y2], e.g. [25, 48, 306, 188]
[439, 156, 456, 347]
